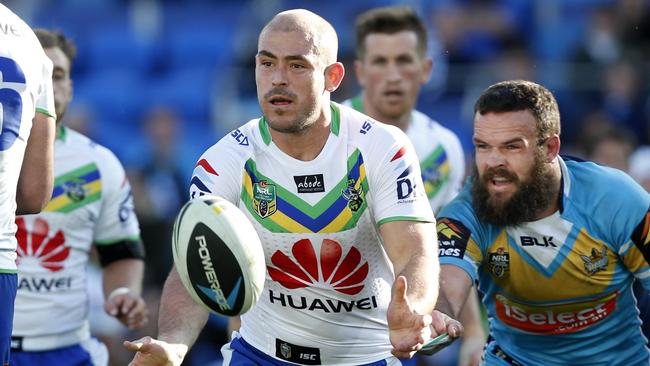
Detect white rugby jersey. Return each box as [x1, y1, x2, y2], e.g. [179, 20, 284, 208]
[344, 97, 465, 214]
[0, 4, 56, 270]
[190, 103, 434, 365]
[13, 127, 140, 338]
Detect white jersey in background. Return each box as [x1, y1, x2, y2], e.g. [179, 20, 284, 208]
[0, 4, 56, 271]
[12, 127, 140, 349]
[190, 103, 434, 365]
[344, 97, 465, 214]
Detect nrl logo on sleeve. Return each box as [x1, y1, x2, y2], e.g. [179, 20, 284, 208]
[252, 180, 277, 218]
[488, 247, 510, 278]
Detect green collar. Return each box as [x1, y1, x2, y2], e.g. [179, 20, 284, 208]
[56, 125, 67, 142]
[258, 102, 340, 145]
[350, 94, 364, 113]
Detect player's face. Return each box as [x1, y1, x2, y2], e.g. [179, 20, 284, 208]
[355, 31, 431, 122]
[471, 110, 557, 226]
[256, 30, 326, 134]
[44, 47, 73, 123]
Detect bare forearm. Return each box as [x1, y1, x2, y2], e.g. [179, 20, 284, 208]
[458, 289, 485, 339]
[158, 266, 209, 348]
[102, 259, 144, 297]
[382, 221, 439, 315]
[397, 251, 439, 315]
[16, 113, 55, 214]
[436, 265, 473, 319]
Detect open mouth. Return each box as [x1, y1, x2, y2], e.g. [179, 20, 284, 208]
[269, 96, 293, 106]
[383, 90, 404, 97]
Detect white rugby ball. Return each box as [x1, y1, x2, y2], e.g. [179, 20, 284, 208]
[172, 195, 265, 316]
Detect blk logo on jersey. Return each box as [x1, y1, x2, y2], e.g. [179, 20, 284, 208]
[520, 235, 557, 247]
[268, 239, 369, 295]
[253, 180, 277, 218]
[294, 174, 325, 193]
[437, 218, 470, 258]
[15, 218, 70, 272]
[580, 246, 609, 275]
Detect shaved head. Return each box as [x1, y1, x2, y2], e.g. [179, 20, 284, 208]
[260, 9, 338, 66]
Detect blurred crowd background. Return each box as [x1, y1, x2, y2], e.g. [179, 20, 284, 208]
[5, 0, 650, 365]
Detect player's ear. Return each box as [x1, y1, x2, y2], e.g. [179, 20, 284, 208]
[420, 57, 433, 84]
[544, 134, 561, 162]
[324, 62, 345, 93]
[354, 59, 366, 87]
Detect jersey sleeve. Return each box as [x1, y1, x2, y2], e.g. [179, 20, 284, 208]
[610, 175, 650, 288]
[34, 53, 55, 119]
[93, 148, 141, 244]
[365, 126, 435, 226]
[437, 184, 484, 282]
[188, 136, 245, 205]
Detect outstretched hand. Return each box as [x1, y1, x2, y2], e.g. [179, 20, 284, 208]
[105, 289, 148, 330]
[124, 336, 187, 366]
[387, 276, 433, 358]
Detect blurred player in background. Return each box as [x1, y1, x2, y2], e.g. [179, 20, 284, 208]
[436, 80, 650, 365]
[10, 29, 148, 366]
[344, 7, 485, 365]
[126, 8, 461, 366]
[0, 4, 56, 364]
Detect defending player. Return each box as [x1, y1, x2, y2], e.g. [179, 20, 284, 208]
[435, 80, 650, 365]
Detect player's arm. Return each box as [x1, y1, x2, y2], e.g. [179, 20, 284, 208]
[16, 112, 55, 214]
[457, 289, 486, 366]
[125, 266, 208, 366]
[102, 257, 147, 329]
[381, 220, 438, 315]
[436, 265, 473, 324]
[380, 220, 449, 358]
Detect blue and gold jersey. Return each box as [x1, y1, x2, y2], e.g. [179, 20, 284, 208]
[438, 157, 650, 366]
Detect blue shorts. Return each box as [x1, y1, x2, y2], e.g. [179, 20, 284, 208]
[0, 273, 17, 365]
[222, 335, 394, 366]
[11, 344, 94, 366]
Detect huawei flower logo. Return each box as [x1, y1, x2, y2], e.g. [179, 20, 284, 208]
[15, 218, 70, 272]
[268, 239, 369, 295]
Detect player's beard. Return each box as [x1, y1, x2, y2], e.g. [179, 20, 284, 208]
[264, 88, 319, 134]
[471, 150, 557, 227]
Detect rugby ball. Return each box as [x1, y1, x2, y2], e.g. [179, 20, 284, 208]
[172, 195, 265, 316]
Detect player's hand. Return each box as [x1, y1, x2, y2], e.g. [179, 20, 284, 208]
[105, 288, 149, 329]
[430, 309, 463, 339]
[457, 336, 485, 366]
[387, 276, 433, 358]
[124, 336, 187, 366]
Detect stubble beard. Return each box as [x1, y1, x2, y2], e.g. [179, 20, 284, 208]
[471, 151, 557, 227]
